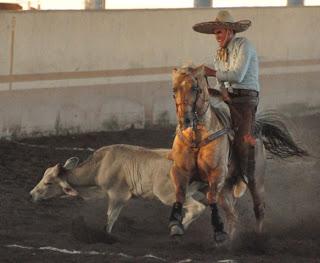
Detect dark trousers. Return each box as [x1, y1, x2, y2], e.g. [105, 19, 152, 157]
[229, 95, 258, 179]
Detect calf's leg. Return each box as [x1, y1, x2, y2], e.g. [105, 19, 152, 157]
[105, 190, 131, 233]
[182, 197, 206, 230]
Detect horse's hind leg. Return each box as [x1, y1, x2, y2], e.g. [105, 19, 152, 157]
[247, 145, 265, 233]
[219, 188, 237, 240]
[248, 179, 265, 233]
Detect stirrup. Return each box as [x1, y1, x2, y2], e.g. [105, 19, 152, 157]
[233, 180, 247, 198]
[241, 173, 249, 184]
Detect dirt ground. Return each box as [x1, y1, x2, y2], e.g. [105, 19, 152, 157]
[0, 114, 319, 263]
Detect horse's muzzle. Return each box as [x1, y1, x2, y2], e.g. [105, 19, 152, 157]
[182, 119, 193, 129]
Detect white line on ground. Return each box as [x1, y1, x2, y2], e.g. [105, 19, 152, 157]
[116, 252, 133, 258]
[6, 244, 105, 255]
[177, 259, 193, 263]
[143, 254, 167, 261]
[5, 244, 178, 262]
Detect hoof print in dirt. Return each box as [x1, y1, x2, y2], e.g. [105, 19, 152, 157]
[214, 231, 229, 244]
[71, 216, 118, 244]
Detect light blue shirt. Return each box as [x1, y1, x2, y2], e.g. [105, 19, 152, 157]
[214, 37, 260, 92]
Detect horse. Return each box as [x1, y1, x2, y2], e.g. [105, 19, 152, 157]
[168, 66, 308, 243]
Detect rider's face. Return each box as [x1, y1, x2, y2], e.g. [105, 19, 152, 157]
[214, 28, 233, 48]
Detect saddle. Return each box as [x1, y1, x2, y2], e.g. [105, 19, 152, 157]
[209, 100, 234, 142]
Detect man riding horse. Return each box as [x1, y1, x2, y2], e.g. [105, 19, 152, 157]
[168, 10, 308, 243]
[168, 10, 261, 243]
[193, 10, 259, 186]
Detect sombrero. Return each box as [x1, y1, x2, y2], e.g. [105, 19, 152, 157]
[193, 10, 251, 34]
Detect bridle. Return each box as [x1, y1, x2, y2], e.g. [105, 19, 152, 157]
[174, 71, 231, 149]
[174, 74, 210, 131]
[191, 76, 210, 129]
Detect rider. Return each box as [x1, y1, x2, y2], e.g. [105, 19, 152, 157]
[192, 10, 260, 184]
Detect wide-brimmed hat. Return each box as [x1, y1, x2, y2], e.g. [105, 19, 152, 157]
[193, 10, 251, 34]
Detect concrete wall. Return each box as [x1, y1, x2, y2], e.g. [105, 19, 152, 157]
[0, 7, 319, 137]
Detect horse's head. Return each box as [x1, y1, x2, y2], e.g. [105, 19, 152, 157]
[172, 66, 208, 129]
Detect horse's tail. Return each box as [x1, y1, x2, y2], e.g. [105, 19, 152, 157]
[255, 110, 308, 158]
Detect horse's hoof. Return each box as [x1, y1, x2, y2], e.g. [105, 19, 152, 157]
[214, 231, 229, 244]
[170, 224, 184, 237]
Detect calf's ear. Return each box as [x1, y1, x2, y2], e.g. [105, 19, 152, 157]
[59, 180, 78, 196]
[63, 157, 80, 170]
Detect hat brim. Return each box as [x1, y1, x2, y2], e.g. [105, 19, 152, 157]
[193, 20, 251, 34]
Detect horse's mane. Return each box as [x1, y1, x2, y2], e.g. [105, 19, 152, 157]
[176, 66, 194, 75]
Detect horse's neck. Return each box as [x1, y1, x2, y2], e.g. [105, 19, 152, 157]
[204, 106, 223, 132]
[196, 76, 223, 132]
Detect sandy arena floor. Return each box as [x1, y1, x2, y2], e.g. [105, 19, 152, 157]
[0, 114, 319, 263]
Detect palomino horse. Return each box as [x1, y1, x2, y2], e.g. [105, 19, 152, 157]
[169, 66, 307, 243]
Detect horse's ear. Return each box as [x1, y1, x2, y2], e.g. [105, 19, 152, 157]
[193, 65, 205, 77]
[172, 68, 179, 81]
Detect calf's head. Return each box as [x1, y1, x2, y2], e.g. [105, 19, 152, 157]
[30, 157, 79, 202]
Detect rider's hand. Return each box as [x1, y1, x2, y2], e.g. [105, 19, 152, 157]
[220, 87, 231, 104]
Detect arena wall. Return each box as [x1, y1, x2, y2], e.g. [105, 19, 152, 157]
[0, 7, 319, 137]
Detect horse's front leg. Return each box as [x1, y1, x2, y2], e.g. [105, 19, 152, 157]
[207, 166, 229, 244]
[169, 164, 191, 236]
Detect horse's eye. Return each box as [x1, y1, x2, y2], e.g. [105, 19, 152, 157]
[173, 94, 176, 99]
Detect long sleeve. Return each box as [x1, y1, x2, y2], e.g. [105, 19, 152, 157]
[216, 38, 252, 83]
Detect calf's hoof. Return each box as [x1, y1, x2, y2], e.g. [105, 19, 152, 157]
[214, 230, 229, 244]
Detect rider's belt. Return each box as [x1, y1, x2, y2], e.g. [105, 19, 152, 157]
[229, 89, 259, 97]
